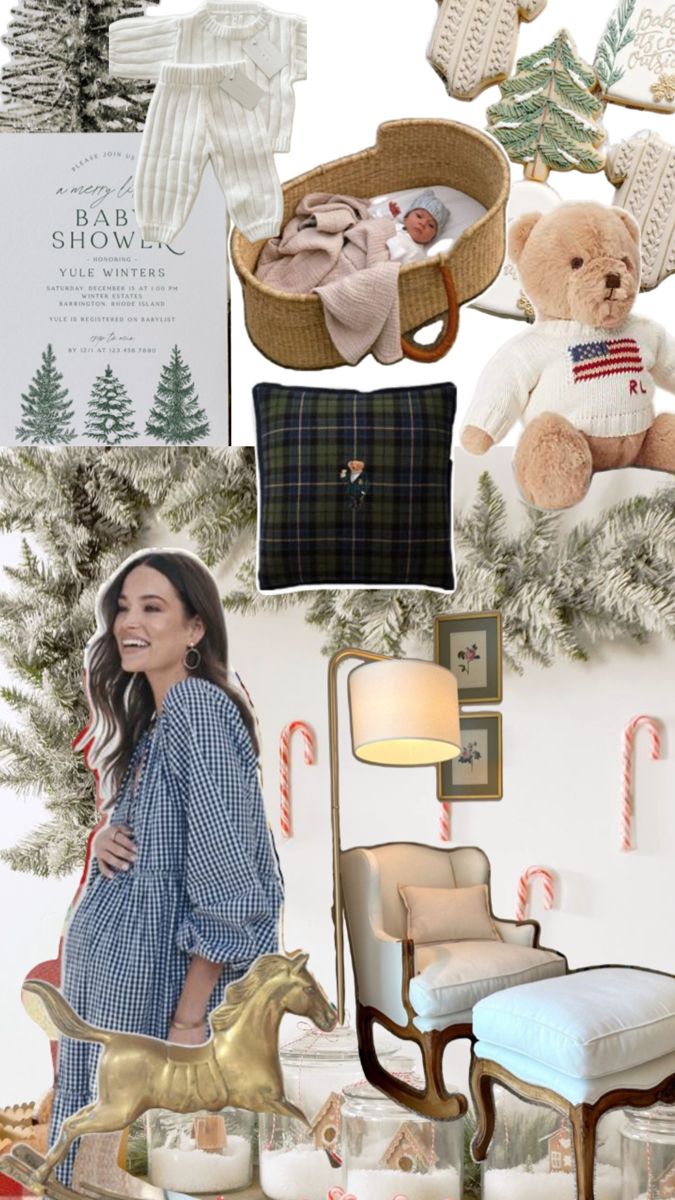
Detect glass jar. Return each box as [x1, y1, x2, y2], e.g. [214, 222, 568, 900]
[259, 1025, 402, 1200]
[481, 1086, 622, 1199]
[621, 1106, 675, 1199]
[146, 1108, 255, 1193]
[341, 1080, 464, 1200]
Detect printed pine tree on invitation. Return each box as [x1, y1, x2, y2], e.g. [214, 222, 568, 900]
[145, 346, 210, 446]
[84, 366, 138, 444]
[15, 344, 75, 444]
[0, 0, 160, 132]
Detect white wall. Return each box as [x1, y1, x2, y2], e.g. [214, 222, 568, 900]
[1, 449, 674, 1103]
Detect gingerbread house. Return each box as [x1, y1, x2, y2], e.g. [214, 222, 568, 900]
[308, 1091, 343, 1151]
[380, 1121, 435, 1174]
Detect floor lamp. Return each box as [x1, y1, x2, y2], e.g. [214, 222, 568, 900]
[328, 649, 462, 1028]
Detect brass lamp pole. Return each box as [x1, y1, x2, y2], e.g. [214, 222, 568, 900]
[328, 647, 462, 1026]
[328, 647, 387, 1026]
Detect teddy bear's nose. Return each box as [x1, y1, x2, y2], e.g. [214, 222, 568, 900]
[605, 273, 621, 289]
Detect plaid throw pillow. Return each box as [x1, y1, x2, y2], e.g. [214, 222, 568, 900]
[254, 382, 456, 591]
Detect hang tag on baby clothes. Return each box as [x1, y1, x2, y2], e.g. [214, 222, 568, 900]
[244, 34, 286, 78]
[220, 69, 266, 109]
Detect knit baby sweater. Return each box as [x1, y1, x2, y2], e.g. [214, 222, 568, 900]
[109, 3, 307, 152]
[463, 316, 675, 442]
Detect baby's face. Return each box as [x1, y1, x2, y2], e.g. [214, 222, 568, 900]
[404, 208, 438, 245]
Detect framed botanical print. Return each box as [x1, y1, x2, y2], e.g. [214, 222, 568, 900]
[435, 611, 502, 704]
[437, 712, 503, 801]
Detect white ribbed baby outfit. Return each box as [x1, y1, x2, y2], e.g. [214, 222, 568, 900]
[109, 2, 307, 152]
[135, 61, 283, 244]
[463, 316, 675, 442]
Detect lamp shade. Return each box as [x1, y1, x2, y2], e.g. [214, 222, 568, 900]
[348, 658, 461, 766]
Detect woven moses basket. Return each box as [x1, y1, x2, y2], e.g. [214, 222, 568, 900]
[232, 118, 510, 369]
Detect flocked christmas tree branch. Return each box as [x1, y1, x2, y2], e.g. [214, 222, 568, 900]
[0, 452, 673, 876]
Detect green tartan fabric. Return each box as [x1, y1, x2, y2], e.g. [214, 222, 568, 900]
[254, 382, 456, 591]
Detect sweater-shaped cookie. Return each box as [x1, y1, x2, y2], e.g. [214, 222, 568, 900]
[461, 203, 675, 511]
[595, 0, 675, 113]
[428, 0, 547, 101]
[606, 132, 675, 290]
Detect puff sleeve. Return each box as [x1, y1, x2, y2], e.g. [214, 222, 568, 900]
[164, 680, 284, 968]
[108, 16, 180, 80]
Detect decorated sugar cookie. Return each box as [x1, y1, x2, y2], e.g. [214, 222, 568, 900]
[478, 32, 606, 323]
[606, 131, 675, 289]
[472, 179, 561, 320]
[595, 0, 675, 113]
[487, 30, 607, 180]
[428, 0, 548, 102]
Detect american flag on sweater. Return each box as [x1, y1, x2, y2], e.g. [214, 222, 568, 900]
[568, 337, 644, 383]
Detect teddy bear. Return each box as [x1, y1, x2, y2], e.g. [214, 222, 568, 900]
[461, 202, 675, 510]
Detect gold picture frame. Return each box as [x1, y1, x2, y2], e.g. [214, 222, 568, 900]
[437, 712, 503, 802]
[434, 612, 503, 705]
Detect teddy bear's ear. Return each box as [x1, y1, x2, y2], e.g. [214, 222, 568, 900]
[613, 206, 640, 245]
[508, 212, 543, 264]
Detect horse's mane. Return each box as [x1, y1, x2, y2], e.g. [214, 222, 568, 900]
[210, 954, 293, 1032]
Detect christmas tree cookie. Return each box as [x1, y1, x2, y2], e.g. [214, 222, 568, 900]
[427, 0, 547, 101]
[606, 131, 675, 290]
[487, 31, 607, 180]
[595, 0, 675, 113]
[15, 344, 75, 444]
[476, 31, 606, 321]
[146, 345, 210, 445]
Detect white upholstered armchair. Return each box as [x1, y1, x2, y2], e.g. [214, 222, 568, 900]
[341, 842, 567, 1118]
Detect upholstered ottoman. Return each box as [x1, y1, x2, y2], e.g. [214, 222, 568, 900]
[470, 967, 675, 1200]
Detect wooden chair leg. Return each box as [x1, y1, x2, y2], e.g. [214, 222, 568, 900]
[469, 1058, 497, 1161]
[570, 1104, 598, 1200]
[356, 1005, 466, 1120]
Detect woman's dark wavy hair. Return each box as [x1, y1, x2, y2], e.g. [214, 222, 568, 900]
[85, 550, 258, 801]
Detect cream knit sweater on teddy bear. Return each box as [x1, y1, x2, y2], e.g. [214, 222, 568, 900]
[463, 315, 675, 443]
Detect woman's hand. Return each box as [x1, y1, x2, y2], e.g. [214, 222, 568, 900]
[94, 824, 137, 879]
[167, 1020, 208, 1046]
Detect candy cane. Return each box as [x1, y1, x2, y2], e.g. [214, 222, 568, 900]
[439, 801, 451, 842]
[279, 721, 315, 839]
[516, 866, 555, 922]
[621, 715, 662, 852]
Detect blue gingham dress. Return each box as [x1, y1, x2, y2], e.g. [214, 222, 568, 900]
[49, 676, 284, 1184]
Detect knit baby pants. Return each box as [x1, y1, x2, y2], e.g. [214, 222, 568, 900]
[135, 63, 284, 244]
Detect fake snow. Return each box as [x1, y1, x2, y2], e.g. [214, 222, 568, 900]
[346, 1166, 460, 1200]
[148, 1136, 251, 1192]
[259, 1146, 340, 1200]
[483, 1162, 622, 1198]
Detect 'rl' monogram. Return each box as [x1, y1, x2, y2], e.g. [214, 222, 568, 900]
[629, 379, 648, 395]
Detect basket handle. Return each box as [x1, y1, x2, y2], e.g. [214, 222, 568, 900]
[400, 264, 459, 363]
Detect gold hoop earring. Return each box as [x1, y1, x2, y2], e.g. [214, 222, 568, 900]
[183, 644, 201, 671]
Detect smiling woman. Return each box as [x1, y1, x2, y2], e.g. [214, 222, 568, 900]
[48, 548, 284, 1186]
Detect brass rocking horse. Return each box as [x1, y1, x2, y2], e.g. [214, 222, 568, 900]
[10, 950, 336, 1188]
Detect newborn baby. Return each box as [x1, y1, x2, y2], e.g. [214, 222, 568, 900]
[368, 188, 450, 264]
